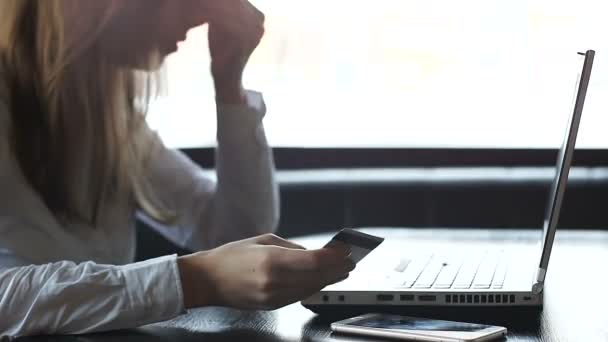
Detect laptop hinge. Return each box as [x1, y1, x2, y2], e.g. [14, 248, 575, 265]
[532, 268, 546, 294]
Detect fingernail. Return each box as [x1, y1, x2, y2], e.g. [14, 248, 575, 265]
[348, 260, 356, 271]
[328, 241, 350, 251]
[330, 275, 348, 285]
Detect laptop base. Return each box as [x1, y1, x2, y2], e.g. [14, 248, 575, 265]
[303, 304, 543, 328]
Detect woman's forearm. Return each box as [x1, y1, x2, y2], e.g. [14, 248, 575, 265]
[0, 256, 184, 337]
[139, 90, 278, 252]
[209, 90, 280, 243]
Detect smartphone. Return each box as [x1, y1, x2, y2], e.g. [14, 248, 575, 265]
[331, 313, 507, 342]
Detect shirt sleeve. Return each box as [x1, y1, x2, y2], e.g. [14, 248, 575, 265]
[138, 90, 280, 251]
[0, 255, 185, 337]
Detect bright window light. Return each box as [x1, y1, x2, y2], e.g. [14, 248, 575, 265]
[147, 0, 608, 149]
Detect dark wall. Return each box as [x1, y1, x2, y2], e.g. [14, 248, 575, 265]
[277, 167, 608, 237]
[136, 167, 608, 261]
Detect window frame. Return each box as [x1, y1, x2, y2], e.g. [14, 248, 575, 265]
[183, 148, 608, 170]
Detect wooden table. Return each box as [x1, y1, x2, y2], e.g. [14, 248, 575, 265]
[19, 229, 608, 342]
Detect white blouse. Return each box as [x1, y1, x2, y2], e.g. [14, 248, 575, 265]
[0, 77, 279, 337]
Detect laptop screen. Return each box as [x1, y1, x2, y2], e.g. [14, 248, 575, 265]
[538, 51, 594, 276]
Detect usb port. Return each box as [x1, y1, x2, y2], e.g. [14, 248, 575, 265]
[419, 295, 437, 302]
[400, 294, 415, 301]
[377, 294, 394, 302]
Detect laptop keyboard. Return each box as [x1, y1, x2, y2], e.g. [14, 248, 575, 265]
[389, 252, 507, 290]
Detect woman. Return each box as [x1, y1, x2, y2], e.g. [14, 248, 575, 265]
[0, 0, 353, 337]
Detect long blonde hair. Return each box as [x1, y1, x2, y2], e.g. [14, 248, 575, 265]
[0, 0, 170, 224]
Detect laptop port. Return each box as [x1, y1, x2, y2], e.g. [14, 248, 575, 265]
[467, 295, 473, 303]
[338, 295, 345, 302]
[453, 295, 459, 303]
[510, 295, 515, 303]
[502, 295, 508, 303]
[446, 295, 451, 303]
[460, 295, 465, 303]
[523, 296, 532, 301]
[474, 295, 480, 303]
[481, 295, 487, 303]
[322, 295, 329, 302]
[419, 295, 437, 302]
[377, 294, 394, 302]
[496, 295, 502, 303]
[400, 294, 415, 301]
[489, 295, 494, 303]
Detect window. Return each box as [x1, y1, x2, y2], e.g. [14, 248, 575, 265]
[147, 0, 608, 149]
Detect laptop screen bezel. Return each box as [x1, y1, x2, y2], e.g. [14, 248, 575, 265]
[538, 50, 595, 273]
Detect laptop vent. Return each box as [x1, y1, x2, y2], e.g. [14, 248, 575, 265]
[448, 294, 516, 305]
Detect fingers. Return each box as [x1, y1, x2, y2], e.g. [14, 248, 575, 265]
[243, 0, 265, 20]
[205, 0, 264, 35]
[323, 241, 352, 256]
[327, 273, 350, 286]
[281, 269, 352, 289]
[273, 247, 355, 273]
[316, 245, 353, 264]
[256, 234, 306, 250]
[206, 2, 264, 63]
[206, 0, 265, 93]
[259, 272, 351, 310]
[243, 239, 355, 311]
[250, 2, 265, 22]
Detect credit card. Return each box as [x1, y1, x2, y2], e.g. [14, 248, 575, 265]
[324, 228, 384, 263]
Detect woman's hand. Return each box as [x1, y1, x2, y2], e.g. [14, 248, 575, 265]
[178, 234, 355, 310]
[200, 0, 265, 104]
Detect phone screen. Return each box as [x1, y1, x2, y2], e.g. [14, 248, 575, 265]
[348, 315, 492, 332]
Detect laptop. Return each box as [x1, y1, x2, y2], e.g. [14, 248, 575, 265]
[302, 50, 595, 311]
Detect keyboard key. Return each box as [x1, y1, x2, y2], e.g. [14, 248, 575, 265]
[394, 258, 411, 272]
[472, 254, 499, 289]
[434, 260, 463, 289]
[413, 257, 446, 288]
[492, 259, 508, 289]
[382, 257, 410, 285]
[395, 255, 431, 288]
[453, 254, 483, 289]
